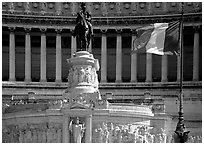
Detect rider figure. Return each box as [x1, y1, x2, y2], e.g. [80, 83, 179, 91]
[73, 2, 94, 37]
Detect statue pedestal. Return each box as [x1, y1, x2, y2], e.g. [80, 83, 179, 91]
[63, 51, 102, 108]
[62, 51, 104, 143]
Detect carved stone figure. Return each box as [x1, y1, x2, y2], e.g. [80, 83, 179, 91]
[25, 128, 32, 142]
[56, 126, 62, 143]
[69, 117, 85, 143]
[95, 126, 103, 143]
[68, 65, 98, 87]
[78, 67, 85, 83]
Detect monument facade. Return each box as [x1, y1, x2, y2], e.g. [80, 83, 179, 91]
[2, 2, 202, 143]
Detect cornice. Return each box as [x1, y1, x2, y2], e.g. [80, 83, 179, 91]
[2, 12, 202, 30]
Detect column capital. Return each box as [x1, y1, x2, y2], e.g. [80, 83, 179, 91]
[70, 29, 75, 34]
[8, 27, 15, 32]
[24, 27, 31, 33]
[40, 28, 47, 33]
[116, 29, 122, 34]
[86, 114, 93, 118]
[193, 26, 200, 32]
[100, 29, 107, 33]
[24, 2, 31, 14]
[55, 28, 62, 34]
[131, 29, 137, 36]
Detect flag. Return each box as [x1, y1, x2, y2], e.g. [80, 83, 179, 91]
[132, 21, 180, 55]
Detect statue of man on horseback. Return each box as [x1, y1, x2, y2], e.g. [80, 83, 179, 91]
[72, 2, 94, 51]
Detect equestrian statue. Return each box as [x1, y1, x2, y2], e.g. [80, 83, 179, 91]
[72, 2, 94, 51]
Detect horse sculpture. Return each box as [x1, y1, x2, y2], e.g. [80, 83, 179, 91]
[73, 12, 92, 51]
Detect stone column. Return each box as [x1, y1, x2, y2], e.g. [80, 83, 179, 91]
[85, 115, 92, 143]
[177, 55, 181, 82]
[131, 29, 137, 82]
[161, 55, 168, 82]
[71, 30, 77, 57]
[116, 29, 122, 82]
[193, 27, 200, 81]
[101, 29, 107, 83]
[9, 27, 15, 81]
[88, 38, 92, 53]
[55, 28, 62, 82]
[25, 27, 31, 82]
[63, 116, 70, 143]
[40, 28, 47, 82]
[146, 53, 152, 82]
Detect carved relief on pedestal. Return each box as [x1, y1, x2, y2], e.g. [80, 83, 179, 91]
[63, 91, 104, 110]
[67, 65, 99, 88]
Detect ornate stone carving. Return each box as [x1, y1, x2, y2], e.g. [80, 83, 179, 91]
[48, 99, 63, 109]
[100, 29, 107, 33]
[24, 2, 30, 14]
[63, 2, 69, 9]
[55, 28, 62, 34]
[8, 27, 15, 32]
[101, 2, 107, 16]
[139, 2, 146, 9]
[55, 2, 62, 15]
[155, 2, 161, 8]
[40, 28, 47, 33]
[40, 2, 47, 15]
[71, 2, 77, 16]
[67, 65, 99, 88]
[93, 3, 100, 10]
[24, 27, 31, 34]
[9, 2, 14, 13]
[116, 29, 122, 34]
[193, 26, 200, 32]
[2, 123, 62, 143]
[33, 2, 38, 8]
[131, 29, 137, 36]
[116, 3, 121, 15]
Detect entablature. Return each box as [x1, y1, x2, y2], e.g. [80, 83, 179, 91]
[2, 12, 202, 30]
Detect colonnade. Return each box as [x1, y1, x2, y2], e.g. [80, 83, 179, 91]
[7, 26, 200, 82]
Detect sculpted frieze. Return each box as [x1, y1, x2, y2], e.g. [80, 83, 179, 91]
[2, 123, 62, 143]
[68, 65, 98, 88]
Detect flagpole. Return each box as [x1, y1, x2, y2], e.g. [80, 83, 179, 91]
[174, 2, 190, 143]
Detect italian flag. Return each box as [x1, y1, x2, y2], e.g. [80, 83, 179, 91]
[132, 21, 180, 55]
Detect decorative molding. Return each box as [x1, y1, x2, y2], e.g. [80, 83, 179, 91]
[24, 27, 31, 33]
[193, 26, 200, 32]
[9, 2, 14, 13]
[116, 29, 122, 34]
[2, 123, 62, 143]
[40, 28, 47, 33]
[67, 65, 99, 88]
[8, 27, 15, 32]
[2, 10, 202, 29]
[100, 29, 107, 33]
[55, 28, 62, 34]
[101, 2, 107, 16]
[131, 29, 137, 35]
